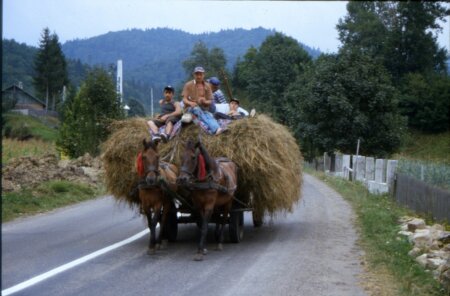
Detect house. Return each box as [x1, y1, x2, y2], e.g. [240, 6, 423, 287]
[2, 84, 58, 117]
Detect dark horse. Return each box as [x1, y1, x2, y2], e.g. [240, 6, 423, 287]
[137, 139, 178, 254]
[177, 139, 237, 261]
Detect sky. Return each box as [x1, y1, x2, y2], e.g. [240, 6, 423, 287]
[3, 0, 450, 54]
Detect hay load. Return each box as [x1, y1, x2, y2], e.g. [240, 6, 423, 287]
[101, 115, 303, 214]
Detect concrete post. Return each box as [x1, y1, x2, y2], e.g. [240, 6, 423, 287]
[355, 155, 366, 182]
[324, 152, 331, 172]
[343, 154, 351, 180]
[334, 154, 343, 177]
[386, 159, 398, 191]
[375, 159, 384, 183]
[365, 157, 375, 181]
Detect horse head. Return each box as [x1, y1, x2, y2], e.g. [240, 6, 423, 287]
[177, 140, 198, 185]
[138, 138, 160, 186]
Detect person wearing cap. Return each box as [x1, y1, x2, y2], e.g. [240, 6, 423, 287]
[147, 85, 182, 142]
[214, 98, 246, 120]
[207, 76, 228, 113]
[182, 66, 225, 135]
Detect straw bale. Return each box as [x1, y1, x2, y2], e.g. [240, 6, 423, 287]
[101, 115, 303, 214]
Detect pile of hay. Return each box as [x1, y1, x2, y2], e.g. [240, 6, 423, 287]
[101, 115, 303, 214]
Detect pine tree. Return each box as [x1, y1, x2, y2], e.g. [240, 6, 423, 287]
[33, 27, 69, 111]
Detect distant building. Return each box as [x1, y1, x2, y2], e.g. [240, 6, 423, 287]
[2, 84, 58, 117]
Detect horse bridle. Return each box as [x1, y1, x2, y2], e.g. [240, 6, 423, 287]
[180, 147, 200, 179]
[145, 164, 160, 176]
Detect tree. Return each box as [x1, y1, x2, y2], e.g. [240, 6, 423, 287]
[336, 1, 394, 64]
[33, 28, 69, 111]
[337, 1, 449, 80]
[234, 33, 312, 122]
[57, 68, 124, 157]
[337, 1, 450, 132]
[399, 73, 450, 132]
[182, 41, 228, 79]
[127, 98, 146, 117]
[388, 1, 449, 78]
[285, 51, 406, 159]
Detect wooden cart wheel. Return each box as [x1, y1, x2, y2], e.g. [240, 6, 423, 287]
[229, 210, 244, 243]
[252, 210, 263, 228]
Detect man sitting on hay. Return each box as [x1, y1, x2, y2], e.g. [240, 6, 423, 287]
[181, 66, 226, 135]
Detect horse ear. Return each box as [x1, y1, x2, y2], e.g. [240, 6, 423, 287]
[151, 139, 158, 150]
[195, 133, 202, 148]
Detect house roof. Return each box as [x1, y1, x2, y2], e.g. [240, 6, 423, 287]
[2, 84, 46, 107]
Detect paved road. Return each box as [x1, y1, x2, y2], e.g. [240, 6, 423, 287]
[2, 174, 367, 296]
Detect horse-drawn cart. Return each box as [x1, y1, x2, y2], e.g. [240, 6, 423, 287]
[164, 187, 261, 243]
[102, 115, 302, 256]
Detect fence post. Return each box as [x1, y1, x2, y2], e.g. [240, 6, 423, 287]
[387, 160, 398, 194]
[343, 154, 351, 180]
[365, 157, 375, 182]
[375, 159, 384, 183]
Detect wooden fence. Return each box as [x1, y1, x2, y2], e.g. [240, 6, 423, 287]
[395, 173, 450, 222]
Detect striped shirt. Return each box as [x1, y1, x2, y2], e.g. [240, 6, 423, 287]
[213, 89, 227, 104]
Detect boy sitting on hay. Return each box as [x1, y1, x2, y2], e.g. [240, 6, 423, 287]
[147, 85, 182, 143]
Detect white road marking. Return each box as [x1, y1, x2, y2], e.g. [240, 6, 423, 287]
[2, 229, 150, 296]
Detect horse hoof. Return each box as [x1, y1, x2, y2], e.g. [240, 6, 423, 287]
[202, 248, 208, 255]
[215, 244, 223, 251]
[194, 253, 204, 261]
[147, 248, 156, 255]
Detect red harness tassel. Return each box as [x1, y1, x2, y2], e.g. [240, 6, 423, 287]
[136, 152, 145, 177]
[197, 153, 207, 181]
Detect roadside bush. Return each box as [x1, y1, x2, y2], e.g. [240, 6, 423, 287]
[2, 122, 33, 140]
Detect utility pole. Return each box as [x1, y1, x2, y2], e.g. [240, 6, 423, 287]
[150, 87, 154, 118]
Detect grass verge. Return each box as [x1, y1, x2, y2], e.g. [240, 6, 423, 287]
[305, 168, 446, 296]
[2, 180, 105, 223]
[2, 112, 59, 142]
[2, 138, 58, 164]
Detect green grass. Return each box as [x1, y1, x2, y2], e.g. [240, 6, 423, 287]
[2, 180, 105, 222]
[395, 130, 450, 165]
[2, 112, 59, 142]
[2, 138, 58, 164]
[305, 168, 446, 296]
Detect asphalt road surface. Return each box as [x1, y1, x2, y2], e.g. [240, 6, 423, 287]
[2, 174, 367, 296]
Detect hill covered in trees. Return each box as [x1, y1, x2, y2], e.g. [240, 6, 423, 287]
[62, 27, 321, 109]
[62, 27, 321, 86]
[3, 28, 320, 112]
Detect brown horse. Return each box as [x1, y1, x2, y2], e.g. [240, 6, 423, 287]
[137, 138, 178, 255]
[177, 139, 238, 261]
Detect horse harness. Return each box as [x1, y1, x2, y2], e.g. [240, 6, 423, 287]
[180, 154, 237, 195]
[138, 162, 174, 190]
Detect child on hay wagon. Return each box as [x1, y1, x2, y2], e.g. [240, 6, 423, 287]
[214, 97, 254, 120]
[147, 85, 182, 142]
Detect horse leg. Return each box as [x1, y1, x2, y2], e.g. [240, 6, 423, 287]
[158, 202, 169, 250]
[216, 203, 231, 251]
[194, 209, 212, 261]
[146, 210, 157, 255]
[152, 206, 162, 250]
